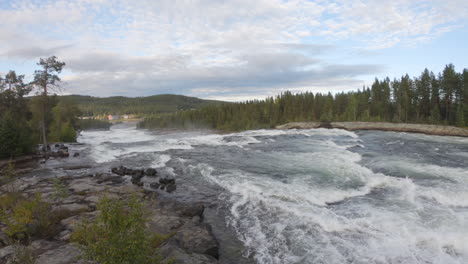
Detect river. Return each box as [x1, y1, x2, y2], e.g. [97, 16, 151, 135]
[78, 123, 468, 264]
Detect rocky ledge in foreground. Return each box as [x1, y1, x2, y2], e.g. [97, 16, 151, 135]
[276, 121, 468, 137]
[0, 168, 218, 264]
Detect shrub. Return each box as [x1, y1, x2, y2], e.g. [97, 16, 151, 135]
[0, 193, 71, 241]
[71, 196, 167, 264]
[10, 244, 36, 264]
[52, 177, 69, 199]
[0, 162, 17, 188]
[0, 111, 32, 158]
[0, 191, 23, 211]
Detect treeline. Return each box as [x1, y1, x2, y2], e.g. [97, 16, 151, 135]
[63, 94, 224, 116]
[77, 118, 111, 130]
[0, 57, 81, 159]
[139, 64, 468, 131]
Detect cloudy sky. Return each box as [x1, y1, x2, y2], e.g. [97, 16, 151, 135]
[1, 0, 467, 101]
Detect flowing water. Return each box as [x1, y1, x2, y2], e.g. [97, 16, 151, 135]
[78, 123, 468, 264]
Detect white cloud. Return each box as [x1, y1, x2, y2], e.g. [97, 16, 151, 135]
[0, 0, 466, 99]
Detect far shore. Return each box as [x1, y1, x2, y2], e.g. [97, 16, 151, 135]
[276, 122, 468, 137]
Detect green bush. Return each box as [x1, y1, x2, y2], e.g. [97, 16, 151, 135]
[71, 196, 167, 264]
[10, 244, 36, 264]
[0, 112, 32, 158]
[0, 162, 17, 186]
[0, 193, 71, 241]
[52, 177, 69, 199]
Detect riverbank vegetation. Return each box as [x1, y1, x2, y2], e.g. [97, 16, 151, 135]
[139, 64, 468, 131]
[0, 57, 81, 158]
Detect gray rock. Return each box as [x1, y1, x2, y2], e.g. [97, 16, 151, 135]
[159, 178, 175, 185]
[53, 203, 89, 214]
[166, 183, 176, 193]
[147, 215, 186, 235]
[0, 230, 11, 247]
[59, 195, 84, 205]
[69, 178, 107, 193]
[30, 240, 64, 255]
[56, 230, 71, 242]
[173, 223, 219, 259]
[111, 166, 126, 176]
[62, 165, 92, 170]
[0, 245, 15, 260]
[176, 203, 205, 218]
[35, 244, 83, 264]
[150, 182, 160, 189]
[131, 174, 144, 186]
[60, 211, 99, 231]
[160, 244, 218, 264]
[145, 168, 157, 176]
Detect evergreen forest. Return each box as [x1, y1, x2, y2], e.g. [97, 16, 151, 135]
[63, 94, 224, 117]
[139, 64, 468, 131]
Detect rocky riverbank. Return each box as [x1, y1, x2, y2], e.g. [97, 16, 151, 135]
[277, 122, 468, 137]
[0, 155, 221, 263]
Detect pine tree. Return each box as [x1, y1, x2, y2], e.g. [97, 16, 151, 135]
[33, 56, 66, 153]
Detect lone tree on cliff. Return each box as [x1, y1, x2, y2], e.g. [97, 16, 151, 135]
[32, 56, 65, 153]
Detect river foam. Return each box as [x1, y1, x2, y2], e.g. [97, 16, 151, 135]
[78, 124, 468, 264]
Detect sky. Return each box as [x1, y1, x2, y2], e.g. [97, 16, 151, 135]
[0, 0, 467, 101]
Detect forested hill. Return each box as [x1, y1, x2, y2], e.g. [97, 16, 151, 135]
[60, 94, 225, 117]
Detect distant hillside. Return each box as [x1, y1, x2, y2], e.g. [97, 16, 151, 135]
[59, 94, 225, 116]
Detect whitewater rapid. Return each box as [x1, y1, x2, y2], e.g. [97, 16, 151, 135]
[78, 123, 468, 264]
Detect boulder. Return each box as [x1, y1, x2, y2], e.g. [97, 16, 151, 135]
[30, 240, 64, 255]
[62, 165, 92, 170]
[166, 183, 176, 193]
[58, 145, 69, 151]
[134, 169, 144, 177]
[111, 166, 126, 176]
[69, 178, 107, 193]
[0, 245, 15, 260]
[159, 244, 218, 264]
[35, 244, 83, 264]
[172, 223, 219, 259]
[73, 153, 80, 157]
[53, 203, 89, 215]
[131, 174, 144, 186]
[176, 203, 205, 218]
[147, 214, 186, 235]
[150, 182, 160, 189]
[145, 168, 157, 176]
[50, 151, 69, 158]
[60, 211, 99, 232]
[0, 230, 11, 247]
[159, 178, 175, 185]
[96, 175, 125, 185]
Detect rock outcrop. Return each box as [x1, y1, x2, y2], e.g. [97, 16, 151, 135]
[0, 163, 216, 264]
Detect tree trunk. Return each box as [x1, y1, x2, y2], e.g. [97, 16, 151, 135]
[41, 96, 48, 157]
[42, 67, 49, 157]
